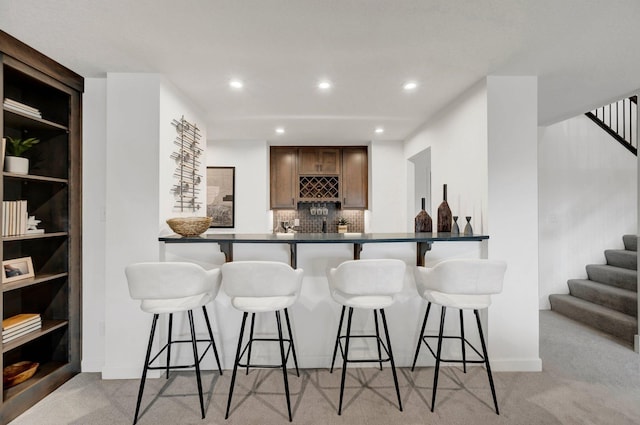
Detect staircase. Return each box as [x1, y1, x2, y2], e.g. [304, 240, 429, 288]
[549, 235, 638, 344]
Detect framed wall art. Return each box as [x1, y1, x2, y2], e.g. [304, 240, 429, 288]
[3, 256, 35, 284]
[207, 166, 235, 228]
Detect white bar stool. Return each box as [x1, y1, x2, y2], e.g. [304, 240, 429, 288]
[327, 259, 406, 415]
[125, 262, 223, 424]
[411, 259, 507, 414]
[221, 261, 304, 422]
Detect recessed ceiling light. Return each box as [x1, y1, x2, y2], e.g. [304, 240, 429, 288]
[229, 79, 243, 89]
[403, 81, 418, 91]
[375, 127, 384, 134]
[318, 80, 332, 90]
[275, 127, 285, 134]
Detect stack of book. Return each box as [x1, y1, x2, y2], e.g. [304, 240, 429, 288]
[3, 98, 42, 119]
[2, 313, 41, 344]
[2, 200, 28, 236]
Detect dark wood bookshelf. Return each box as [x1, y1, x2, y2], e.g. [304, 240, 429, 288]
[0, 30, 82, 424]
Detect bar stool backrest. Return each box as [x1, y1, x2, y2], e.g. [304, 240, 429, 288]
[415, 259, 506, 295]
[125, 262, 221, 300]
[221, 261, 303, 298]
[329, 259, 406, 295]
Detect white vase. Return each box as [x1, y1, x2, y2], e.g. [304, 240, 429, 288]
[5, 156, 29, 175]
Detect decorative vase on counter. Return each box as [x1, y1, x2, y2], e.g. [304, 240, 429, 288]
[437, 184, 452, 232]
[463, 216, 473, 235]
[451, 216, 460, 235]
[414, 197, 432, 232]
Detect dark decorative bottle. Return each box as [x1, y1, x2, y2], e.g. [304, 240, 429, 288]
[414, 197, 432, 232]
[437, 184, 452, 232]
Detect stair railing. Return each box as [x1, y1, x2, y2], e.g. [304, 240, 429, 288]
[585, 96, 637, 155]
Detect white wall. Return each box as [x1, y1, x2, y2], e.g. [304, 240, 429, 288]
[369, 141, 407, 232]
[404, 78, 541, 371]
[405, 81, 488, 234]
[538, 115, 637, 309]
[81, 78, 107, 372]
[83, 74, 209, 377]
[487, 76, 540, 371]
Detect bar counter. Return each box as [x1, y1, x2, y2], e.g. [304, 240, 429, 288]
[159, 232, 489, 267]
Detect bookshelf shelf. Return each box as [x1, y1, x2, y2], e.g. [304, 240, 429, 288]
[0, 30, 82, 424]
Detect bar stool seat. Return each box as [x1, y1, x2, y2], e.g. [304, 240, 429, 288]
[327, 258, 406, 415]
[411, 259, 507, 414]
[222, 261, 304, 422]
[125, 262, 223, 424]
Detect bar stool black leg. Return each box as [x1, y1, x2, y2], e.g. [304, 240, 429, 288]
[187, 310, 205, 419]
[474, 309, 499, 415]
[166, 313, 173, 379]
[460, 309, 467, 373]
[246, 313, 256, 375]
[380, 309, 402, 411]
[284, 308, 300, 377]
[411, 302, 432, 371]
[201, 305, 223, 375]
[276, 310, 293, 422]
[133, 314, 158, 425]
[330, 306, 346, 373]
[373, 309, 383, 371]
[431, 306, 447, 412]
[338, 307, 354, 415]
[226, 312, 248, 420]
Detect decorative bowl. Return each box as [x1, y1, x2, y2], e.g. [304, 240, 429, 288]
[3, 361, 39, 388]
[167, 217, 212, 237]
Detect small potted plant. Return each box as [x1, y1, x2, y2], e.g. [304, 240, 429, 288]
[4, 136, 39, 175]
[337, 216, 349, 233]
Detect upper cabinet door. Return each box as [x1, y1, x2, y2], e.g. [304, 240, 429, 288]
[270, 147, 297, 209]
[341, 147, 368, 209]
[298, 148, 341, 175]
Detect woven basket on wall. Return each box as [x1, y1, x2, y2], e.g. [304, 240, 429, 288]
[166, 217, 212, 237]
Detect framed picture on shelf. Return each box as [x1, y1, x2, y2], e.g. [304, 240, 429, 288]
[2, 256, 35, 284]
[206, 166, 235, 228]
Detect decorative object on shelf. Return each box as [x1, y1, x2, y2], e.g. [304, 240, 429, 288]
[451, 216, 460, 235]
[463, 216, 473, 235]
[3, 98, 42, 119]
[4, 136, 40, 175]
[337, 216, 348, 233]
[207, 166, 235, 228]
[414, 197, 432, 232]
[3, 361, 39, 388]
[26, 216, 44, 234]
[166, 217, 212, 237]
[437, 184, 452, 232]
[171, 116, 202, 212]
[2, 256, 35, 284]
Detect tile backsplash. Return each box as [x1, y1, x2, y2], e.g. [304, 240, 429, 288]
[273, 204, 364, 233]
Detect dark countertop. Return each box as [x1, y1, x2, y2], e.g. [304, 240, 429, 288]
[159, 232, 489, 244]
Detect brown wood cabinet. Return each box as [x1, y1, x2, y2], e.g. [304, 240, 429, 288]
[270, 146, 367, 209]
[341, 147, 368, 209]
[0, 31, 82, 424]
[270, 147, 297, 209]
[298, 147, 340, 175]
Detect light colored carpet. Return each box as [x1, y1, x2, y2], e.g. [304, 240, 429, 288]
[9, 310, 640, 424]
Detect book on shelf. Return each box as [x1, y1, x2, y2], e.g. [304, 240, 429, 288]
[2, 313, 41, 331]
[3, 321, 41, 338]
[3, 98, 42, 118]
[2, 200, 28, 236]
[3, 324, 42, 343]
[3, 318, 41, 335]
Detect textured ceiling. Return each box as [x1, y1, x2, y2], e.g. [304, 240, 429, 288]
[1, 0, 639, 143]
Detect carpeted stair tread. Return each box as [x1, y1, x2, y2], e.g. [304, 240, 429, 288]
[567, 279, 637, 316]
[604, 249, 637, 271]
[623, 234, 637, 252]
[549, 294, 636, 342]
[586, 264, 637, 291]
